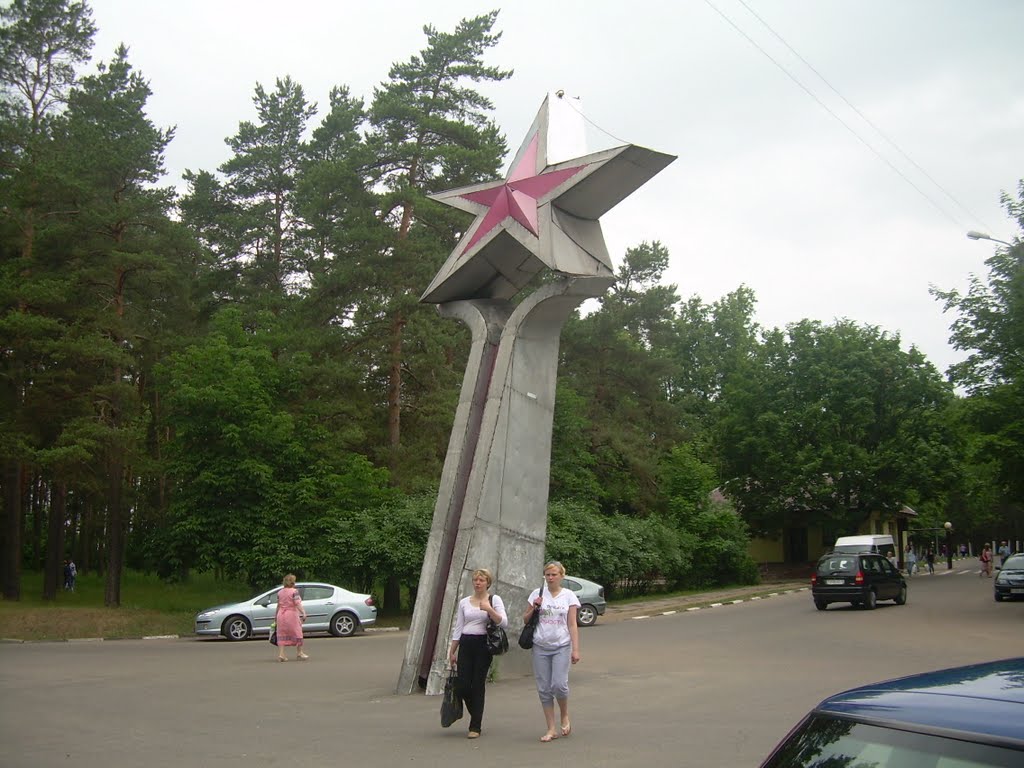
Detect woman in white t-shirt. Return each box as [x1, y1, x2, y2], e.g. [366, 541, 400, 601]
[523, 560, 581, 742]
[448, 568, 508, 739]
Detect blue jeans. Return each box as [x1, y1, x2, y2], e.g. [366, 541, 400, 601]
[532, 643, 571, 705]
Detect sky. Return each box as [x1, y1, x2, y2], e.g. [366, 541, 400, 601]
[85, 0, 1024, 375]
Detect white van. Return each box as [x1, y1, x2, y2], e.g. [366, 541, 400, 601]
[831, 535, 896, 555]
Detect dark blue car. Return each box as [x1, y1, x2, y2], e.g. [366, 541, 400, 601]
[759, 657, 1024, 767]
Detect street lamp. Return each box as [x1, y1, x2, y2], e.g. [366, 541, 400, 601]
[966, 231, 1014, 247]
[944, 521, 953, 570]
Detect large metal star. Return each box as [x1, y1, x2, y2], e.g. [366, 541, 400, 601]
[421, 95, 676, 304]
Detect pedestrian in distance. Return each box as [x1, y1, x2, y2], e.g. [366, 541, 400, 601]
[275, 574, 308, 661]
[448, 568, 508, 739]
[998, 541, 1011, 568]
[905, 546, 917, 577]
[926, 548, 935, 575]
[886, 550, 898, 570]
[524, 560, 580, 743]
[980, 545, 993, 578]
[67, 559, 76, 591]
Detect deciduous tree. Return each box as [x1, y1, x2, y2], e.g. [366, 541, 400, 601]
[716, 319, 956, 539]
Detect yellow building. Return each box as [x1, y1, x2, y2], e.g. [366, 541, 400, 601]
[747, 507, 917, 575]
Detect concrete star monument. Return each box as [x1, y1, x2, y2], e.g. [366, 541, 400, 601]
[398, 94, 674, 695]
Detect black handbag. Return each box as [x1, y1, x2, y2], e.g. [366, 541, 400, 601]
[269, 626, 278, 646]
[485, 618, 508, 656]
[440, 669, 464, 727]
[518, 583, 545, 650]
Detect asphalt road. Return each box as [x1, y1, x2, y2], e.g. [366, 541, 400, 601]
[1, 563, 1019, 768]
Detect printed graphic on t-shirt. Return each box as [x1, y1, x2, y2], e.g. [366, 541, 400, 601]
[531, 589, 580, 647]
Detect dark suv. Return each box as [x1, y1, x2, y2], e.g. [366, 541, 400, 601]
[811, 553, 907, 610]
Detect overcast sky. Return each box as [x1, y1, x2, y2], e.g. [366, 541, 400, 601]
[86, 0, 1024, 375]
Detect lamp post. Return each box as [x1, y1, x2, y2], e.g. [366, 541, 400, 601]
[966, 231, 1014, 247]
[944, 521, 953, 570]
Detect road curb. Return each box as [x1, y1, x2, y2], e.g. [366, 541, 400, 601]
[624, 586, 809, 622]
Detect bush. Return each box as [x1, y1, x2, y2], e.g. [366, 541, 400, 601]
[546, 496, 757, 593]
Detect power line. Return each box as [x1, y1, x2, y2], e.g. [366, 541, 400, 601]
[557, 92, 630, 148]
[703, 0, 968, 231]
[734, 0, 993, 232]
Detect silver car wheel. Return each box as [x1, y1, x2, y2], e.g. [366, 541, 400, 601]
[224, 615, 251, 641]
[576, 604, 598, 627]
[330, 611, 358, 637]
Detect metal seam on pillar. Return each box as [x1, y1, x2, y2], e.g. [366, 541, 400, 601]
[416, 328, 500, 682]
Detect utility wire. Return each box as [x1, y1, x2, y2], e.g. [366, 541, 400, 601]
[558, 93, 630, 149]
[703, 0, 967, 230]
[735, 0, 993, 232]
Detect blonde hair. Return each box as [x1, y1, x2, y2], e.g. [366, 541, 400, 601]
[543, 561, 565, 576]
[282, 573, 297, 587]
[472, 568, 493, 587]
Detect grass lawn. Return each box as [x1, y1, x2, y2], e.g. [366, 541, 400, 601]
[0, 571, 407, 642]
[1, 571, 255, 642]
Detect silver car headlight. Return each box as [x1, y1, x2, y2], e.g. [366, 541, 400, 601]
[196, 611, 216, 619]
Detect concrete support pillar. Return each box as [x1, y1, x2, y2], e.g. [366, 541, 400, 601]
[396, 276, 612, 695]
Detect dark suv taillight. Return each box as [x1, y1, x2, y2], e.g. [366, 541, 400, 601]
[810, 573, 818, 586]
[855, 571, 864, 585]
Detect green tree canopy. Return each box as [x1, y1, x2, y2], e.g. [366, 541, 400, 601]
[716, 319, 956, 537]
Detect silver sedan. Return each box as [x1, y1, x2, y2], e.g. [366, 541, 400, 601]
[194, 582, 377, 641]
[564, 575, 606, 626]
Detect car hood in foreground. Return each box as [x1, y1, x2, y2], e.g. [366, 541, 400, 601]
[817, 657, 1024, 745]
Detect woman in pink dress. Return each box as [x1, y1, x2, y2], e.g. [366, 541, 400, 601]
[275, 574, 309, 661]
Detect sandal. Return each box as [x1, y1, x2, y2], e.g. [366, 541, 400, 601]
[277, 657, 287, 662]
[298, 653, 309, 661]
[540, 732, 558, 743]
[561, 721, 571, 737]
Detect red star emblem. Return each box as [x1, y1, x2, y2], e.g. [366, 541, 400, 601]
[421, 95, 675, 304]
[456, 133, 587, 255]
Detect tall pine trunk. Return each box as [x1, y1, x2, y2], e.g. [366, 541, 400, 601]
[2, 460, 23, 600]
[43, 483, 66, 600]
[386, 188, 418, 478]
[30, 474, 43, 568]
[387, 313, 406, 474]
[104, 459, 124, 607]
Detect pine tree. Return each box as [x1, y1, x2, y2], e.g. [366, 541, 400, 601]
[364, 10, 510, 482]
[0, 0, 96, 601]
[50, 45, 183, 606]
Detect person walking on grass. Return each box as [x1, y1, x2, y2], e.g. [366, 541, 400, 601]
[524, 560, 580, 743]
[275, 574, 308, 661]
[448, 568, 508, 740]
